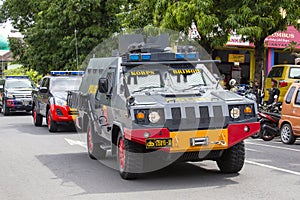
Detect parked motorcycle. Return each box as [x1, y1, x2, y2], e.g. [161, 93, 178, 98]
[257, 103, 281, 141]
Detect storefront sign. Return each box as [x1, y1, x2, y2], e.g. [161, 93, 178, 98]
[228, 54, 245, 63]
[226, 34, 254, 47]
[265, 26, 300, 49]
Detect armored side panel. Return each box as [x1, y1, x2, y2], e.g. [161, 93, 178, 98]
[79, 57, 119, 94]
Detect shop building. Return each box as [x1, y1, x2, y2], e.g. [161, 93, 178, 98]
[213, 25, 300, 87]
[265, 25, 300, 73]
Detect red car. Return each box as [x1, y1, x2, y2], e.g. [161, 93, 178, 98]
[32, 71, 83, 132]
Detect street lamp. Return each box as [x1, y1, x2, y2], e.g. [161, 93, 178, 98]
[74, 29, 79, 69]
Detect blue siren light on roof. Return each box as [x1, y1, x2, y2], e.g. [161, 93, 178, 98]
[129, 54, 140, 61]
[6, 76, 29, 79]
[141, 53, 151, 60]
[50, 71, 85, 75]
[70, 71, 85, 75]
[175, 53, 185, 59]
[187, 53, 197, 59]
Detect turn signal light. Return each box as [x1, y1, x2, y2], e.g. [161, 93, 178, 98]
[244, 106, 252, 114]
[136, 112, 145, 119]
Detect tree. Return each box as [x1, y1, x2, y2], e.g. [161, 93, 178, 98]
[120, 0, 300, 83]
[224, 0, 300, 83]
[0, 0, 125, 74]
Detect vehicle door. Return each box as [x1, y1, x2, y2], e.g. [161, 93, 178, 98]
[38, 77, 50, 116]
[290, 86, 300, 135]
[94, 68, 116, 141]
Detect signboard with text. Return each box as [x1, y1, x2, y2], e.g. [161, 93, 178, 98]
[228, 54, 245, 63]
[265, 26, 300, 49]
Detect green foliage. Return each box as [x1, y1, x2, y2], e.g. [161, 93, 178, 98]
[1, 0, 125, 74]
[121, 0, 300, 81]
[4, 67, 43, 84]
[2, 0, 300, 82]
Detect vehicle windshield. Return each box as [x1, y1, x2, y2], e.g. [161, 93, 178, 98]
[5, 79, 34, 89]
[50, 77, 82, 92]
[124, 64, 216, 94]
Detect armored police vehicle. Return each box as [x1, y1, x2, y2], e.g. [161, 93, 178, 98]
[68, 34, 260, 179]
[0, 76, 35, 115]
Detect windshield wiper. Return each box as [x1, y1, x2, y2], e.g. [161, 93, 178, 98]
[182, 84, 205, 91]
[132, 86, 162, 94]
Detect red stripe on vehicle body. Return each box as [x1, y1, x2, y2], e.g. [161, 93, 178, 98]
[227, 122, 260, 147]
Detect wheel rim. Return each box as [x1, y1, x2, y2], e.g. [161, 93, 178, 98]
[118, 138, 125, 171]
[281, 125, 291, 143]
[47, 114, 51, 129]
[33, 108, 37, 123]
[87, 127, 93, 154]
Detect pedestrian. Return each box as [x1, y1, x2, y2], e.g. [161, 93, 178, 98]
[252, 80, 262, 105]
[267, 79, 280, 105]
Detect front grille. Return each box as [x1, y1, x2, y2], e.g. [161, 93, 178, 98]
[13, 94, 32, 98]
[185, 107, 196, 123]
[213, 106, 223, 123]
[199, 106, 210, 123]
[171, 108, 181, 121]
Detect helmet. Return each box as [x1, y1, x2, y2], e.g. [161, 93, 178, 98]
[229, 79, 237, 87]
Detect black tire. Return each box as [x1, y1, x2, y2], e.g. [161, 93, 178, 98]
[47, 110, 58, 132]
[117, 132, 144, 180]
[87, 121, 106, 160]
[280, 124, 296, 144]
[3, 102, 9, 116]
[217, 141, 245, 173]
[260, 130, 275, 141]
[33, 106, 43, 126]
[259, 122, 275, 141]
[251, 132, 260, 139]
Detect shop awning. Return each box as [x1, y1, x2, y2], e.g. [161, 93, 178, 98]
[264, 25, 300, 49]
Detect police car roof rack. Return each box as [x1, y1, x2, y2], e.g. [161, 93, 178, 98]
[50, 71, 85, 76]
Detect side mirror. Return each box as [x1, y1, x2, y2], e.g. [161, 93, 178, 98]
[39, 87, 48, 93]
[98, 78, 108, 93]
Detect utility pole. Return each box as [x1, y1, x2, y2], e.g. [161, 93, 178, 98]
[74, 29, 79, 69]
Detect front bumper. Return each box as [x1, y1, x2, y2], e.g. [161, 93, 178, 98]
[124, 122, 260, 153]
[49, 104, 78, 122]
[5, 98, 33, 111]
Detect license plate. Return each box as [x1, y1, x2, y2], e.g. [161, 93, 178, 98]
[146, 138, 172, 149]
[23, 100, 29, 106]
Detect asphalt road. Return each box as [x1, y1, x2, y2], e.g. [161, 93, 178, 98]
[0, 112, 299, 200]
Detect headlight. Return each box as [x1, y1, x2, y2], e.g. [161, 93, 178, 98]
[55, 98, 67, 106]
[230, 107, 240, 119]
[6, 93, 14, 98]
[148, 111, 161, 123]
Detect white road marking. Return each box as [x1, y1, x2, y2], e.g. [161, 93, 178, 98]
[246, 141, 300, 152]
[245, 148, 261, 152]
[64, 138, 300, 176]
[64, 138, 87, 149]
[246, 160, 300, 176]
